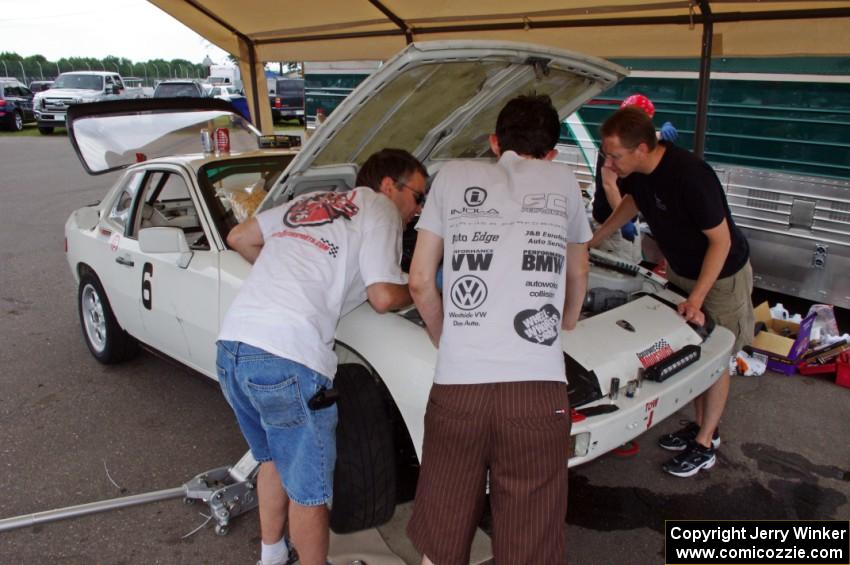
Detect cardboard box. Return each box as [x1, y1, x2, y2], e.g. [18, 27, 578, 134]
[751, 302, 816, 375]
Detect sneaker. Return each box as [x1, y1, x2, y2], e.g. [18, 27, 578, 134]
[658, 420, 720, 451]
[662, 441, 716, 477]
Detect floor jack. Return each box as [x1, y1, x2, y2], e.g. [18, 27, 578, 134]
[1, 454, 492, 564]
[0, 450, 260, 535]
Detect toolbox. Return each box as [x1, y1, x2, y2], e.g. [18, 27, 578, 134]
[798, 351, 850, 389]
[836, 352, 850, 389]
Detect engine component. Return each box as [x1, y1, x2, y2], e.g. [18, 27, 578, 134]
[584, 288, 628, 314]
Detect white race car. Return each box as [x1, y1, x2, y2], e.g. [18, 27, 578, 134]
[65, 41, 733, 534]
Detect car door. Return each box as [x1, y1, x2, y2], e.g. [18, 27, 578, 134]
[96, 169, 147, 339]
[10, 86, 34, 120]
[128, 165, 220, 374]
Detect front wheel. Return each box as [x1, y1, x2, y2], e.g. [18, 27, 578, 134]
[78, 273, 138, 364]
[38, 126, 54, 135]
[11, 111, 23, 131]
[330, 364, 397, 533]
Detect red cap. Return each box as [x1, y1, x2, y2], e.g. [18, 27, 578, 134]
[621, 94, 655, 118]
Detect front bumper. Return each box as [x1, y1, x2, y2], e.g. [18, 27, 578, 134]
[271, 108, 304, 119]
[567, 324, 734, 466]
[35, 111, 67, 127]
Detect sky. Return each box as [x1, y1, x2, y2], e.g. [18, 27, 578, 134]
[0, 0, 231, 64]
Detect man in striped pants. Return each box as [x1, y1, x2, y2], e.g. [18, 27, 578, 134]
[408, 94, 591, 564]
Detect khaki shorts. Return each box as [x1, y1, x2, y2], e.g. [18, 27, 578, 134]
[666, 261, 755, 351]
[407, 381, 571, 565]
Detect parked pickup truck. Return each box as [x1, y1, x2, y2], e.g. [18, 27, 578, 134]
[33, 71, 133, 134]
[269, 77, 305, 124]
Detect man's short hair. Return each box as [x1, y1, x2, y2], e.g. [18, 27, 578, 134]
[356, 148, 427, 191]
[495, 94, 561, 158]
[600, 106, 658, 151]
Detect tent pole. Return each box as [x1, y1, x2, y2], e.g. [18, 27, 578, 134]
[694, 0, 713, 159]
[245, 38, 262, 131]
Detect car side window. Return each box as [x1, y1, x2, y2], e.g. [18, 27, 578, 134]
[114, 77, 124, 89]
[109, 171, 145, 232]
[131, 170, 210, 250]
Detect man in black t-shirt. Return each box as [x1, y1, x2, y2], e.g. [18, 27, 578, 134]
[591, 94, 678, 263]
[589, 106, 754, 478]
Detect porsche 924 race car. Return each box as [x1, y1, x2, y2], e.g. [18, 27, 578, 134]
[64, 41, 734, 534]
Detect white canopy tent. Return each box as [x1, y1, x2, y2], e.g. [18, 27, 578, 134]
[149, 0, 850, 148]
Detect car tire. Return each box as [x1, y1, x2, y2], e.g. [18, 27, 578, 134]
[330, 363, 396, 534]
[12, 111, 23, 132]
[78, 273, 138, 364]
[38, 126, 54, 135]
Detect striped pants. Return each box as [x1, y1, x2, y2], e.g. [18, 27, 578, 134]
[407, 381, 571, 565]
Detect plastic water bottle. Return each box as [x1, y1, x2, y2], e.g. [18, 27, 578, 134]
[770, 303, 789, 320]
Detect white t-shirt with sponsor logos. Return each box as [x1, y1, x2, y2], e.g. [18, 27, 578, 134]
[416, 151, 591, 385]
[219, 187, 407, 379]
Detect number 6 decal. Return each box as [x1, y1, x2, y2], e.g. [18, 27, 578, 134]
[142, 262, 153, 310]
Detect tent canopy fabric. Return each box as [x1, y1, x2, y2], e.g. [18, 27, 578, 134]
[148, 1, 850, 133]
[150, 1, 850, 61]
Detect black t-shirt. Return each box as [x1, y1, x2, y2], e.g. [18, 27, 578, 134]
[619, 142, 749, 279]
[592, 153, 613, 223]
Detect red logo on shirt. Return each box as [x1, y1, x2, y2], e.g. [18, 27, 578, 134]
[283, 192, 359, 227]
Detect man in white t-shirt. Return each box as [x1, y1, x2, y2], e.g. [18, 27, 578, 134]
[407, 95, 591, 564]
[217, 148, 426, 565]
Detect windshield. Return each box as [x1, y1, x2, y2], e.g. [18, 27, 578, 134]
[70, 104, 262, 174]
[198, 156, 296, 240]
[54, 74, 104, 90]
[276, 80, 304, 95]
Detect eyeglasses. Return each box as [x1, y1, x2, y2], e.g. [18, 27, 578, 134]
[600, 147, 636, 163]
[395, 179, 427, 205]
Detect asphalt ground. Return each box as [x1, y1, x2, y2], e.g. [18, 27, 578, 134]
[1, 135, 849, 564]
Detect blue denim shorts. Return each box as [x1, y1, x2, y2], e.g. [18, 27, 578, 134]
[216, 340, 337, 506]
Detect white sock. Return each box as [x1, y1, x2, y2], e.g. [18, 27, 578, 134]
[261, 537, 290, 565]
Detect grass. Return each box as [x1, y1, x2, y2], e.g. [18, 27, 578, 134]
[0, 123, 65, 137]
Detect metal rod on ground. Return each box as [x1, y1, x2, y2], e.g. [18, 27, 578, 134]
[0, 486, 185, 533]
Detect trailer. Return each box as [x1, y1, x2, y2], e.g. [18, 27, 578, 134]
[563, 58, 850, 309]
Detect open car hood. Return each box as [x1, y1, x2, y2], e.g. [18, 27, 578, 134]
[67, 98, 262, 175]
[267, 40, 626, 204]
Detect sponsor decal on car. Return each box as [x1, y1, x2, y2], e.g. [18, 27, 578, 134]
[637, 339, 674, 368]
[644, 396, 659, 429]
